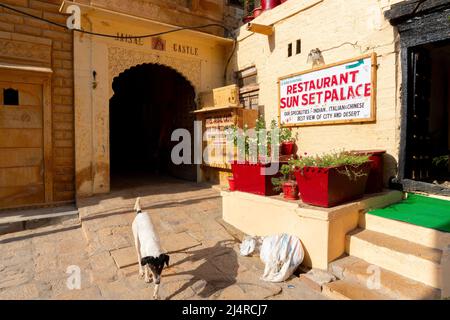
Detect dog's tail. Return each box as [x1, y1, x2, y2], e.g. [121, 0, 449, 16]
[134, 197, 142, 214]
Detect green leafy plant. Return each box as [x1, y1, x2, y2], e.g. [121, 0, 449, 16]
[269, 119, 298, 145]
[255, 115, 266, 131]
[242, 0, 256, 14]
[226, 116, 270, 160]
[280, 127, 293, 143]
[281, 127, 299, 144]
[225, 124, 250, 159]
[226, 117, 299, 161]
[289, 150, 370, 180]
[289, 151, 370, 169]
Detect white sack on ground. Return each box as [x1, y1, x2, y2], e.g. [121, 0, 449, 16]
[240, 236, 264, 256]
[259, 234, 304, 282]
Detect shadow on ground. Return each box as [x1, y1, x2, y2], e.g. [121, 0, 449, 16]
[164, 240, 239, 299]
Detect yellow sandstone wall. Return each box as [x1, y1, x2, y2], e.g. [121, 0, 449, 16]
[231, 0, 407, 184]
[0, 0, 75, 203]
[73, 0, 244, 36]
[70, 3, 237, 197]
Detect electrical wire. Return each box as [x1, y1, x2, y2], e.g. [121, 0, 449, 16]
[321, 41, 361, 53]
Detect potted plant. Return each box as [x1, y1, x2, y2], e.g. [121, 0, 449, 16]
[256, 116, 272, 162]
[272, 164, 299, 200]
[351, 150, 386, 194]
[290, 151, 371, 208]
[228, 175, 236, 191]
[280, 127, 297, 156]
[226, 117, 282, 196]
[265, 120, 297, 156]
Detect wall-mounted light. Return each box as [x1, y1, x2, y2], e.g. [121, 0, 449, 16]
[307, 48, 325, 67]
[92, 70, 98, 89]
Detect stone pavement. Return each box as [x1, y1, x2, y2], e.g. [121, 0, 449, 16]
[0, 177, 327, 300]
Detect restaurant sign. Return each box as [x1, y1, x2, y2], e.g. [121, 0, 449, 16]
[278, 53, 377, 127]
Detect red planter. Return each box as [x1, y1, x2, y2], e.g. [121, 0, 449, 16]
[228, 176, 236, 191]
[294, 163, 371, 208]
[242, 15, 254, 23]
[351, 150, 386, 194]
[281, 141, 295, 156]
[262, 0, 281, 10]
[253, 7, 263, 18]
[231, 162, 281, 196]
[282, 181, 299, 200]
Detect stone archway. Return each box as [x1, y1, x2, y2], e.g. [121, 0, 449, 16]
[108, 61, 198, 187]
[108, 46, 201, 96]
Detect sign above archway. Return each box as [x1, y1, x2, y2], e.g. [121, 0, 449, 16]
[278, 53, 377, 127]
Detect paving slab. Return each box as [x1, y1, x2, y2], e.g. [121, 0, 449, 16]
[0, 179, 328, 300]
[160, 232, 202, 253]
[110, 246, 137, 269]
[89, 251, 116, 271]
[299, 268, 336, 292]
[89, 265, 118, 283]
[119, 265, 139, 278]
[0, 283, 40, 300]
[53, 286, 103, 300]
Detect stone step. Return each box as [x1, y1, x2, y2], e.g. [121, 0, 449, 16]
[329, 256, 441, 300]
[346, 229, 443, 288]
[360, 213, 450, 250]
[0, 205, 79, 235]
[322, 279, 389, 300]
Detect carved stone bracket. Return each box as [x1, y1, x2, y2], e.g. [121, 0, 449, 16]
[108, 46, 201, 93]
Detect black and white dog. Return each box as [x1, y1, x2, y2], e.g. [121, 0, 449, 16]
[132, 197, 170, 300]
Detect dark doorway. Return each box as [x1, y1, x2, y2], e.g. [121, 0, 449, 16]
[385, 0, 450, 195]
[405, 40, 450, 187]
[109, 64, 197, 189]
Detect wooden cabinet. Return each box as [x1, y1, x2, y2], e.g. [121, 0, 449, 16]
[194, 105, 258, 186]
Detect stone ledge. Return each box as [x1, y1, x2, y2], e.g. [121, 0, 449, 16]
[222, 189, 404, 222]
[0, 205, 78, 225]
[221, 190, 299, 210]
[222, 189, 403, 269]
